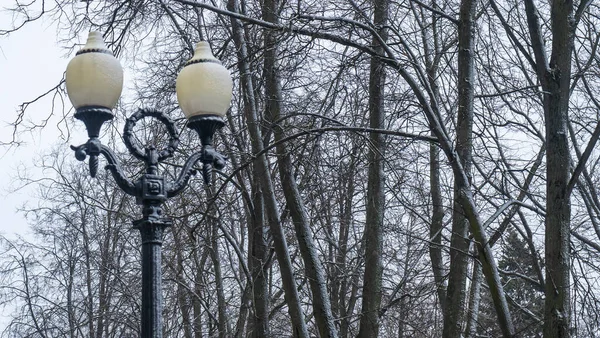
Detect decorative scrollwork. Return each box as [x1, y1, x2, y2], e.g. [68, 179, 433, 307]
[123, 109, 180, 164]
[74, 108, 228, 221]
[70, 139, 137, 194]
[100, 144, 136, 196]
[89, 155, 99, 177]
[200, 145, 227, 185]
[71, 144, 88, 161]
[74, 106, 114, 138]
[166, 144, 228, 196]
[71, 138, 101, 178]
[167, 152, 203, 197]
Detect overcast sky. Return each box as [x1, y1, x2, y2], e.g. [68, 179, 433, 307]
[0, 1, 67, 238]
[0, 1, 72, 329]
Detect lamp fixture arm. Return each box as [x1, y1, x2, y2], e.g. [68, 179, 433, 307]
[166, 143, 228, 197]
[166, 151, 203, 198]
[100, 144, 137, 196]
[71, 140, 137, 196]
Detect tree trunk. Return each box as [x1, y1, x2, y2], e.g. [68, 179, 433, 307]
[443, 0, 476, 336]
[66, 256, 76, 338]
[261, 0, 338, 336]
[248, 182, 270, 337]
[543, 1, 574, 335]
[173, 225, 193, 338]
[333, 150, 358, 335]
[430, 141, 446, 312]
[193, 249, 210, 338]
[523, 1, 575, 336]
[209, 217, 230, 338]
[464, 260, 483, 337]
[420, 2, 447, 313]
[227, 1, 309, 336]
[357, 0, 388, 336]
[234, 285, 250, 338]
[80, 215, 95, 337]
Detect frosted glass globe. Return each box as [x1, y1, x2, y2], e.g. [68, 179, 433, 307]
[65, 31, 123, 110]
[176, 42, 233, 118]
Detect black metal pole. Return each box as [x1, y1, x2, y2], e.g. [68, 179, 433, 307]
[137, 219, 170, 338]
[133, 158, 172, 338]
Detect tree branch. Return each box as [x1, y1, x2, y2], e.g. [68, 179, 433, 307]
[408, 0, 459, 24]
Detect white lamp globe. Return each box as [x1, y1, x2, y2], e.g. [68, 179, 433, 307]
[65, 31, 123, 110]
[176, 42, 233, 119]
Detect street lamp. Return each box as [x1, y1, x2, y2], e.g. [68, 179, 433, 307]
[66, 31, 233, 338]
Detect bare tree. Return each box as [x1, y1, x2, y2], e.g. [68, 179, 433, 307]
[5, 1, 600, 337]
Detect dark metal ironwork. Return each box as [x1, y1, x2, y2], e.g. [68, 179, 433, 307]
[187, 114, 227, 185]
[70, 107, 226, 338]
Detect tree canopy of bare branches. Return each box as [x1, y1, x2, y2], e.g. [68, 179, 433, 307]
[2, 0, 600, 337]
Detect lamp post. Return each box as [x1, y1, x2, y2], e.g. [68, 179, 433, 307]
[65, 32, 233, 338]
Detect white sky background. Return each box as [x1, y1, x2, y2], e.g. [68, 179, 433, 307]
[0, 2, 67, 238]
[0, 1, 139, 330]
[0, 0, 70, 330]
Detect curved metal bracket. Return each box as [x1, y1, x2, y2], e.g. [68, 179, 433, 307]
[166, 145, 227, 196]
[70, 140, 137, 196]
[71, 138, 103, 177]
[186, 115, 227, 186]
[167, 152, 203, 197]
[100, 144, 137, 196]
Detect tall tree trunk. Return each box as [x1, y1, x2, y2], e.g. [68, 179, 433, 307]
[209, 216, 230, 338]
[358, 0, 388, 336]
[340, 264, 362, 337]
[173, 224, 193, 338]
[443, 0, 476, 336]
[523, 1, 575, 336]
[225, 119, 264, 338]
[193, 248, 210, 338]
[66, 256, 75, 338]
[333, 150, 358, 335]
[543, 1, 574, 336]
[96, 204, 115, 338]
[80, 215, 95, 337]
[464, 260, 483, 337]
[430, 135, 446, 312]
[248, 182, 270, 337]
[261, 0, 338, 336]
[419, 0, 447, 313]
[227, 1, 309, 336]
[234, 285, 250, 338]
[397, 295, 408, 337]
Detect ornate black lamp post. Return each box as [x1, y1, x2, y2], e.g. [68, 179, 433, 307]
[65, 32, 232, 338]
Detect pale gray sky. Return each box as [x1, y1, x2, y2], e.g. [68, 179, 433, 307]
[0, 2, 141, 331]
[0, 2, 70, 330]
[0, 1, 67, 238]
